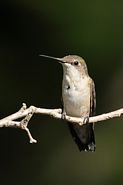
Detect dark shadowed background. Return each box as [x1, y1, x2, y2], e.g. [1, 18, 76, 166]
[0, 0, 123, 185]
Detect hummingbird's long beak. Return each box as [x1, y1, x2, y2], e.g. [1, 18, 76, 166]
[39, 54, 64, 63]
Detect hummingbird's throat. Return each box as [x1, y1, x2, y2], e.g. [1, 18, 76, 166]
[63, 64, 82, 82]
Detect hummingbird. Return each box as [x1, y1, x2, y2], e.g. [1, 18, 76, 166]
[39, 54, 96, 152]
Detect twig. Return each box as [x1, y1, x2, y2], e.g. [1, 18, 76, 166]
[0, 103, 123, 143]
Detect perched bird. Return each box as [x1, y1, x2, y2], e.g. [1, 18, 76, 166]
[40, 54, 96, 151]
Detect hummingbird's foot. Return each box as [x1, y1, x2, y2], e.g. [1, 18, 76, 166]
[83, 116, 89, 124]
[61, 112, 66, 120]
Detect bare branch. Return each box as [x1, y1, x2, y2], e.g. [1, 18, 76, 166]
[0, 103, 123, 143]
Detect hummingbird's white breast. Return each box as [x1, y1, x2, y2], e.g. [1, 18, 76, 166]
[62, 64, 91, 117]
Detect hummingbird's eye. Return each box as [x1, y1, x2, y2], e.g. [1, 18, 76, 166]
[73, 61, 79, 65]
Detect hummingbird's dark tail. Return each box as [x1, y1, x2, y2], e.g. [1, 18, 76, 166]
[68, 122, 96, 152]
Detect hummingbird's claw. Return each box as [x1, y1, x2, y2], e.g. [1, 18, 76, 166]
[61, 112, 66, 120]
[83, 116, 89, 124]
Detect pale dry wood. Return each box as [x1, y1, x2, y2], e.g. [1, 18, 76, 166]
[0, 103, 123, 143]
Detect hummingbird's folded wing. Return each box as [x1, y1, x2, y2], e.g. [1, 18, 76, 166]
[90, 79, 96, 117]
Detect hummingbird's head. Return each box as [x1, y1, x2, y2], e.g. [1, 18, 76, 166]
[61, 55, 88, 76]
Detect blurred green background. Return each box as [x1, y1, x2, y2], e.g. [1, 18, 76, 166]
[0, 0, 123, 185]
